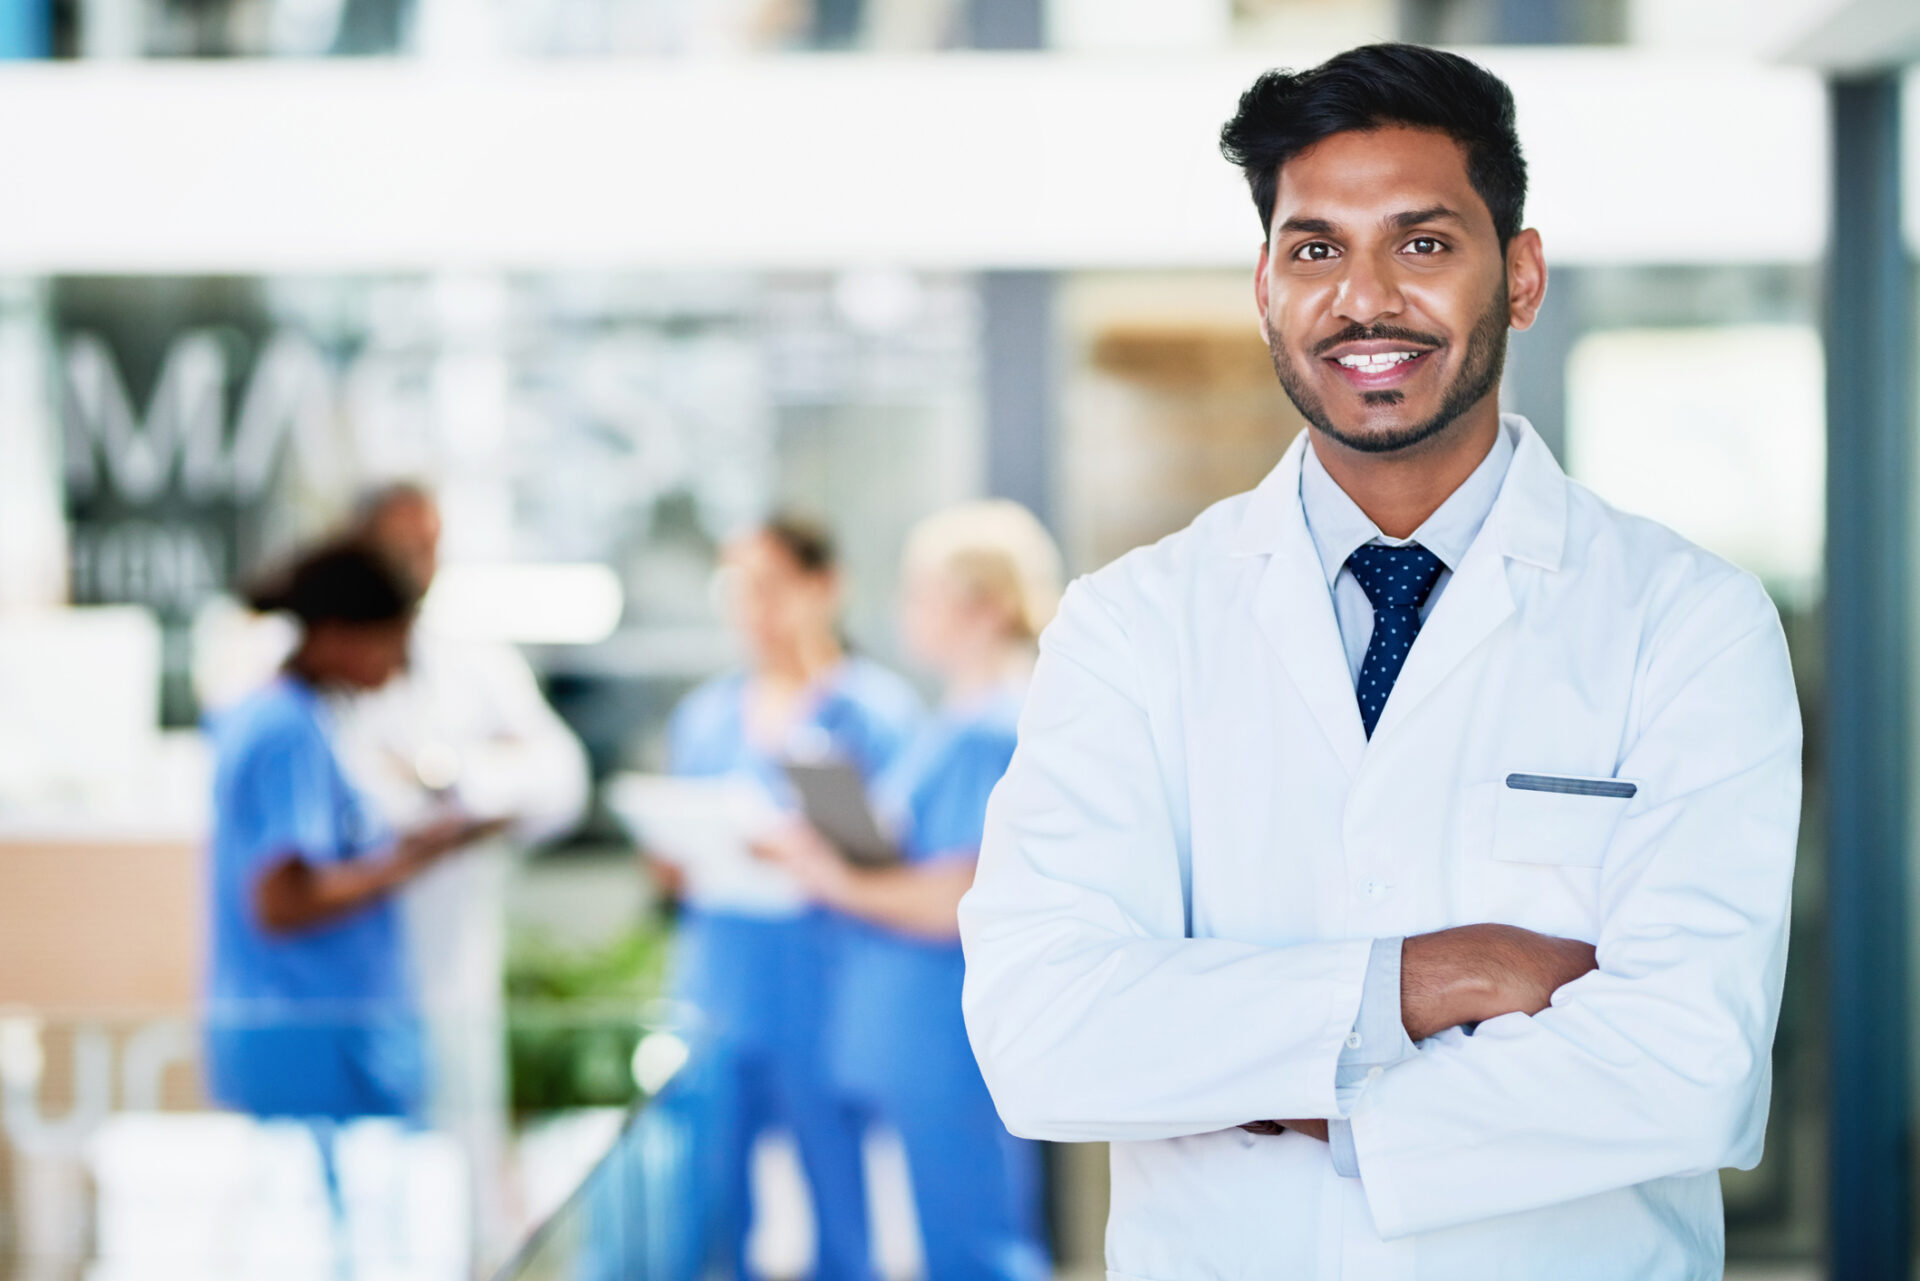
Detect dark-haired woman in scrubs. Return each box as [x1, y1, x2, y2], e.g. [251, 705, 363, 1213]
[755, 502, 1061, 1281]
[652, 517, 920, 1281]
[204, 541, 503, 1264]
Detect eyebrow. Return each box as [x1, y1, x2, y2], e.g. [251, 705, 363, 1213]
[1276, 206, 1466, 238]
[1276, 215, 1336, 236]
[1386, 205, 1464, 230]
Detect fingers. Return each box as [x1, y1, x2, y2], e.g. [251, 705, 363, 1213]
[1239, 1119, 1329, 1142]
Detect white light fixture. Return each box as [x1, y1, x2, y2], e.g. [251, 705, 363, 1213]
[424, 563, 623, 644]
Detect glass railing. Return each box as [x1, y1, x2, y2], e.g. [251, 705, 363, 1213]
[491, 1050, 713, 1281]
[0, 1007, 694, 1281]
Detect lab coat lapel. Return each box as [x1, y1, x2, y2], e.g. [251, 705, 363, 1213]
[1237, 438, 1368, 776]
[1364, 531, 1513, 745]
[1366, 419, 1567, 745]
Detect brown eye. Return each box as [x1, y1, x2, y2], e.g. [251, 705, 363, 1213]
[1406, 237, 1444, 255]
[1294, 242, 1336, 262]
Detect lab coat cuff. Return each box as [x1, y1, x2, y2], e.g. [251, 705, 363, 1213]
[1327, 1118, 1361, 1177]
[1338, 936, 1415, 1070]
[1344, 1085, 1416, 1237]
[1290, 936, 1377, 1120]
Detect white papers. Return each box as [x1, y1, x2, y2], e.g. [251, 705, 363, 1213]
[605, 772, 803, 917]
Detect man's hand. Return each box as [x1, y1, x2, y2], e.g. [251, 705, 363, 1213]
[1239, 1118, 1329, 1141]
[1402, 923, 1597, 1041]
[1242, 925, 1595, 1140]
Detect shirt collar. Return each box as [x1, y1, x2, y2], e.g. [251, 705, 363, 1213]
[1298, 420, 1517, 588]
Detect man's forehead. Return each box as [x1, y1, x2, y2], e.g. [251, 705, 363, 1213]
[1272, 126, 1483, 224]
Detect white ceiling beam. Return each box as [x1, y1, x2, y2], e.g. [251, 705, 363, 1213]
[1776, 0, 1920, 74]
[0, 51, 1827, 273]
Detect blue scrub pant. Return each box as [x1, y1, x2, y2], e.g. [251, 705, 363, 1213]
[674, 912, 874, 1281]
[857, 1083, 1045, 1281]
[829, 930, 1045, 1281]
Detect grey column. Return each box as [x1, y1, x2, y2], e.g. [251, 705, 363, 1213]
[1502, 272, 1573, 463]
[967, 0, 1056, 531]
[979, 271, 1056, 530]
[1396, 0, 1611, 43]
[965, 0, 1042, 49]
[1824, 73, 1913, 1281]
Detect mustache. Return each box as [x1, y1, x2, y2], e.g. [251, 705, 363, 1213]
[1309, 324, 1444, 358]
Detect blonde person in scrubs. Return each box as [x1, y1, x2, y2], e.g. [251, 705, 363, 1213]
[754, 501, 1061, 1281]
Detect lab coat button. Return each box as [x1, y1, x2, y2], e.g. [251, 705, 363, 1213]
[1345, 1032, 1363, 1049]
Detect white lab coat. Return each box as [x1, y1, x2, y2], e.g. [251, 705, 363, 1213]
[335, 628, 589, 1267]
[959, 417, 1799, 1281]
[339, 629, 589, 1016]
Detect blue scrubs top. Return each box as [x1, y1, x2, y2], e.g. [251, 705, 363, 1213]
[203, 676, 423, 1122]
[667, 656, 922, 1049]
[827, 686, 1047, 1281]
[829, 687, 1021, 1102]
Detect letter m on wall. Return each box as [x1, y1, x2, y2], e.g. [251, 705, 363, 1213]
[62, 329, 336, 508]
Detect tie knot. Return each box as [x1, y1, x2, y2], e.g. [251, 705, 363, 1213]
[1346, 542, 1445, 611]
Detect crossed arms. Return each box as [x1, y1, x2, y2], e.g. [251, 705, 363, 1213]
[957, 573, 1800, 1239]
[1251, 924, 1599, 1142]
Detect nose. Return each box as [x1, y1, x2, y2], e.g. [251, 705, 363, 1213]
[1331, 249, 1405, 329]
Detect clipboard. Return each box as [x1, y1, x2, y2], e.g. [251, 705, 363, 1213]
[605, 772, 805, 916]
[781, 762, 900, 868]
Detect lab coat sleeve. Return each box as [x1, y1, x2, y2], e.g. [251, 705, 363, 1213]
[451, 643, 590, 844]
[959, 577, 1374, 1142]
[1346, 571, 1800, 1238]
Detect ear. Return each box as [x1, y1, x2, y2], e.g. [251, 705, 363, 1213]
[1254, 242, 1274, 345]
[1504, 228, 1548, 332]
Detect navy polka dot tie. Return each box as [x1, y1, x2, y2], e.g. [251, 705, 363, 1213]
[1347, 543, 1445, 738]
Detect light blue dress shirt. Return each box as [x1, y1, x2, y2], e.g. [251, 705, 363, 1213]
[1299, 421, 1518, 1176]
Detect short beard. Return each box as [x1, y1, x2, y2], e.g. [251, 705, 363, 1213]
[1268, 281, 1510, 456]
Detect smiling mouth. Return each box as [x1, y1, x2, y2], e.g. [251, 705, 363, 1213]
[1324, 347, 1435, 390]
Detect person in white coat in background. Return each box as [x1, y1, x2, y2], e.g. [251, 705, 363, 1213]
[959, 43, 1800, 1281]
[338, 482, 591, 1265]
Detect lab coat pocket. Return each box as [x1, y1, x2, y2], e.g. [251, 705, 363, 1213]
[1491, 774, 1635, 868]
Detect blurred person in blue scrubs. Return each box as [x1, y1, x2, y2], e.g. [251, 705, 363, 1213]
[204, 540, 505, 1126]
[754, 501, 1061, 1281]
[652, 515, 920, 1281]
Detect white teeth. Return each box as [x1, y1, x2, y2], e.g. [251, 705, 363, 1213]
[1335, 350, 1424, 370]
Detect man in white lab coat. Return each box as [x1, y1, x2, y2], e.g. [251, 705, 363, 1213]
[340, 483, 591, 1264]
[959, 44, 1799, 1281]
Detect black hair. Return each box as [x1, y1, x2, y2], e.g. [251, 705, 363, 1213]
[1219, 43, 1527, 247]
[244, 540, 421, 628]
[761, 513, 838, 576]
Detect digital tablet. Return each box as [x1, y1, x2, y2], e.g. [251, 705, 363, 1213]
[781, 762, 900, 868]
